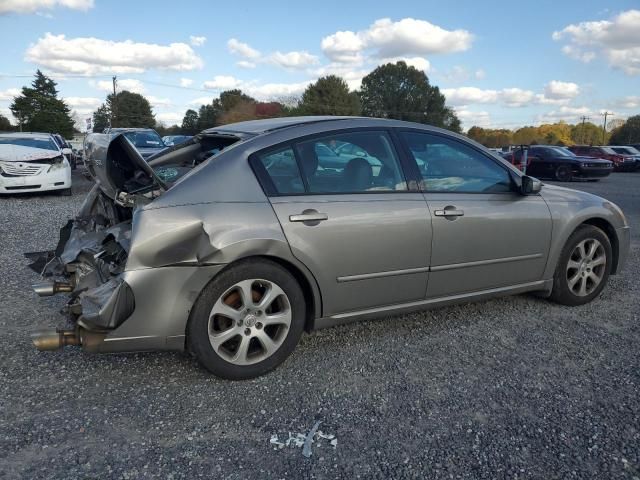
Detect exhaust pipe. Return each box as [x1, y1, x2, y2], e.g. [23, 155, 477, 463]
[31, 329, 80, 351]
[32, 281, 73, 297]
[31, 328, 107, 352]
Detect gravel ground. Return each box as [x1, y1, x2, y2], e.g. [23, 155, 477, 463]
[1, 171, 638, 479]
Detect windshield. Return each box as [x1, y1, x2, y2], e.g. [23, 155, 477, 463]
[600, 146, 616, 154]
[0, 137, 59, 151]
[547, 147, 575, 157]
[122, 131, 165, 148]
[611, 147, 638, 155]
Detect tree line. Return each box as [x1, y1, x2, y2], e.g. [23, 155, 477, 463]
[467, 117, 640, 148]
[3, 69, 639, 147]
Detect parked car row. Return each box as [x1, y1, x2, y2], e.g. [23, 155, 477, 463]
[0, 132, 72, 195]
[500, 144, 640, 181]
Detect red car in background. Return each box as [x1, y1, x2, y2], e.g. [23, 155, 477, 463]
[567, 145, 636, 171]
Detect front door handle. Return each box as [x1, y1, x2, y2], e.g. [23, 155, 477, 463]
[289, 211, 328, 223]
[434, 207, 464, 217]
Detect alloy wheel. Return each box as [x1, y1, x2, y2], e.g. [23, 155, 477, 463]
[566, 238, 606, 296]
[207, 279, 292, 365]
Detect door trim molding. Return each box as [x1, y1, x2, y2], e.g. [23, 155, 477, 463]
[337, 266, 430, 283]
[430, 253, 543, 272]
[336, 253, 543, 282]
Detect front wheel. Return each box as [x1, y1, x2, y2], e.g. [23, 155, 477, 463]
[550, 225, 612, 306]
[188, 259, 306, 379]
[555, 165, 573, 181]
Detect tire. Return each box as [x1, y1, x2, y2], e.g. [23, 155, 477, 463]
[550, 225, 612, 306]
[555, 165, 573, 182]
[188, 258, 306, 379]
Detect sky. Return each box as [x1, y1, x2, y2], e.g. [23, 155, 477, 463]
[0, 0, 639, 131]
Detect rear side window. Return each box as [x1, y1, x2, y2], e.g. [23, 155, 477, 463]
[294, 131, 407, 193]
[256, 146, 304, 194]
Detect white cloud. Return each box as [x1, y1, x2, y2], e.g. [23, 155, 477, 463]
[26, 33, 203, 75]
[544, 80, 580, 99]
[475, 69, 485, 80]
[227, 38, 260, 59]
[442, 87, 499, 106]
[268, 51, 320, 69]
[156, 112, 183, 124]
[321, 30, 366, 64]
[537, 105, 594, 123]
[615, 95, 640, 109]
[309, 64, 369, 91]
[553, 9, 640, 75]
[444, 85, 578, 108]
[203, 75, 243, 90]
[379, 56, 430, 71]
[92, 78, 145, 94]
[501, 88, 536, 107]
[0, 88, 21, 101]
[244, 81, 311, 101]
[321, 17, 473, 64]
[189, 96, 215, 106]
[189, 35, 206, 47]
[0, 0, 93, 15]
[455, 109, 491, 129]
[63, 96, 100, 108]
[147, 96, 172, 107]
[180, 78, 193, 87]
[237, 60, 256, 69]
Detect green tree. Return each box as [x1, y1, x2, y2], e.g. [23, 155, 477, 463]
[92, 104, 110, 132]
[0, 113, 13, 131]
[92, 90, 155, 131]
[181, 109, 199, 134]
[359, 61, 461, 132]
[10, 70, 75, 137]
[196, 104, 218, 130]
[297, 75, 360, 115]
[219, 89, 255, 113]
[570, 122, 606, 145]
[609, 115, 640, 145]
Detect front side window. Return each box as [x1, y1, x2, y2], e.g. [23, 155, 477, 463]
[401, 131, 512, 193]
[294, 131, 407, 193]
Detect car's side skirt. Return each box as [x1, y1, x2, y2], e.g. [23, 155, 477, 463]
[313, 279, 553, 330]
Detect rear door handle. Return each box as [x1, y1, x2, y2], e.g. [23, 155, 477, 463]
[434, 208, 464, 217]
[289, 212, 328, 222]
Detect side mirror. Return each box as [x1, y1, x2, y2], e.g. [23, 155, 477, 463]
[62, 147, 73, 156]
[520, 175, 542, 195]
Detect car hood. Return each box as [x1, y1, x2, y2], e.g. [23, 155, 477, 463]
[0, 144, 61, 162]
[540, 183, 604, 203]
[84, 133, 166, 201]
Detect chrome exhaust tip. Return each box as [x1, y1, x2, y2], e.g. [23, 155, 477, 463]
[31, 329, 80, 351]
[32, 281, 73, 297]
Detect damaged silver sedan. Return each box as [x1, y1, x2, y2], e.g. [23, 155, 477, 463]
[30, 117, 630, 379]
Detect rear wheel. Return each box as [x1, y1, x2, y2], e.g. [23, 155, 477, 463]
[555, 165, 573, 181]
[188, 259, 305, 379]
[550, 225, 612, 306]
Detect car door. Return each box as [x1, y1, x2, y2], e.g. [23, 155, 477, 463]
[251, 129, 433, 316]
[398, 130, 552, 298]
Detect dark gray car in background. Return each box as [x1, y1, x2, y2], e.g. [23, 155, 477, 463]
[31, 117, 630, 379]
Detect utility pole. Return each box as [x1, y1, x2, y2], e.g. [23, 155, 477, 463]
[111, 76, 117, 128]
[579, 115, 590, 144]
[601, 111, 612, 144]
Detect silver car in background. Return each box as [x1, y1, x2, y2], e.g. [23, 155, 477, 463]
[30, 117, 630, 379]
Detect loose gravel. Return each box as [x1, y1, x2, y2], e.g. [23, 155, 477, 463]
[1, 171, 638, 479]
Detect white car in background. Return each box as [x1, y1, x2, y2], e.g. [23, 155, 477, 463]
[0, 132, 72, 195]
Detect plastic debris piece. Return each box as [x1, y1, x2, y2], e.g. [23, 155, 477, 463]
[330, 438, 338, 448]
[302, 421, 322, 458]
